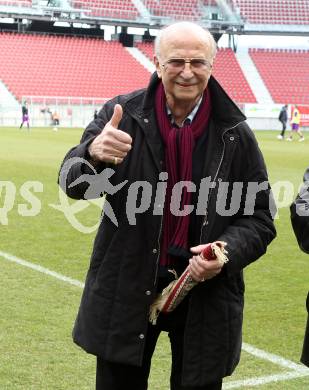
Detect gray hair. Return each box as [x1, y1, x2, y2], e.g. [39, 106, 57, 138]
[154, 21, 217, 60]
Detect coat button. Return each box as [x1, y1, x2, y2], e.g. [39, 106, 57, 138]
[145, 290, 151, 296]
[144, 118, 149, 123]
[139, 333, 145, 339]
[152, 248, 157, 254]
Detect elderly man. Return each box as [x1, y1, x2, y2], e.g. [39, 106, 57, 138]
[59, 22, 276, 390]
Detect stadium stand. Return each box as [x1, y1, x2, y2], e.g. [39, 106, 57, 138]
[136, 41, 154, 61]
[0, 32, 150, 102]
[70, 0, 219, 21]
[142, 0, 202, 21]
[229, 0, 309, 25]
[72, 0, 139, 19]
[249, 48, 309, 104]
[213, 48, 256, 103]
[203, 0, 218, 5]
[136, 42, 256, 103]
[0, 0, 31, 6]
[0, 31, 255, 106]
[0, 0, 308, 128]
[2, 31, 308, 107]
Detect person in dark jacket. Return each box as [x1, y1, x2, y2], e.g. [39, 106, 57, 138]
[277, 104, 288, 140]
[59, 21, 276, 390]
[290, 167, 309, 367]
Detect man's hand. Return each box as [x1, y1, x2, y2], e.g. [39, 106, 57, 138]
[88, 104, 132, 165]
[188, 244, 224, 282]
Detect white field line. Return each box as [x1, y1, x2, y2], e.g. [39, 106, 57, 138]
[1, 250, 309, 388]
[222, 342, 309, 388]
[0, 250, 84, 288]
[242, 342, 307, 372]
[223, 370, 309, 389]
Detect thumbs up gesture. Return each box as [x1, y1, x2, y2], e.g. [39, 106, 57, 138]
[88, 104, 132, 165]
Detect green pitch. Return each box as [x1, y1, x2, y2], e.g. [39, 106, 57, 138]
[0, 127, 308, 389]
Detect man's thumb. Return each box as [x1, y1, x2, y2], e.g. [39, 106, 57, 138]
[190, 245, 205, 254]
[110, 104, 123, 128]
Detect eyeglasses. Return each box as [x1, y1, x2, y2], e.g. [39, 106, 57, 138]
[161, 58, 212, 73]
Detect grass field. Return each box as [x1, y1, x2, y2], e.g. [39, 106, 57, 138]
[1, 126, 309, 389]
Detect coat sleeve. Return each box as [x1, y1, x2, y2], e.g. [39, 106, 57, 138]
[290, 167, 309, 254]
[57, 101, 115, 200]
[218, 128, 277, 275]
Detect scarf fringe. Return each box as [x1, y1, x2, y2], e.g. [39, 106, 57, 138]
[149, 270, 179, 325]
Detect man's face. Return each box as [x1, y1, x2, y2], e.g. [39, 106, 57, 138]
[154, 29, 213, 108]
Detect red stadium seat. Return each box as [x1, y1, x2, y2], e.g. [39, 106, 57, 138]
[0, 0, 31, 6]
[230, 0, 309, 25]
[71, 0, 140, 20]
[0, 32, 150, 102]
[249, 48, 309, 104]
[143, 0, 202, 21]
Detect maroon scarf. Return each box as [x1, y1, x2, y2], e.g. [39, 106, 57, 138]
[155, 82, 212, 266]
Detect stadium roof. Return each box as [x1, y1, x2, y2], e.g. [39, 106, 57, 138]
[0, 1, 309, 37]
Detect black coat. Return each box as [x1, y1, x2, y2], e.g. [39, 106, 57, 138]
[278, 107, 288, 123]
[59, 74, 276, 386]
[290, 167, 309, 367]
